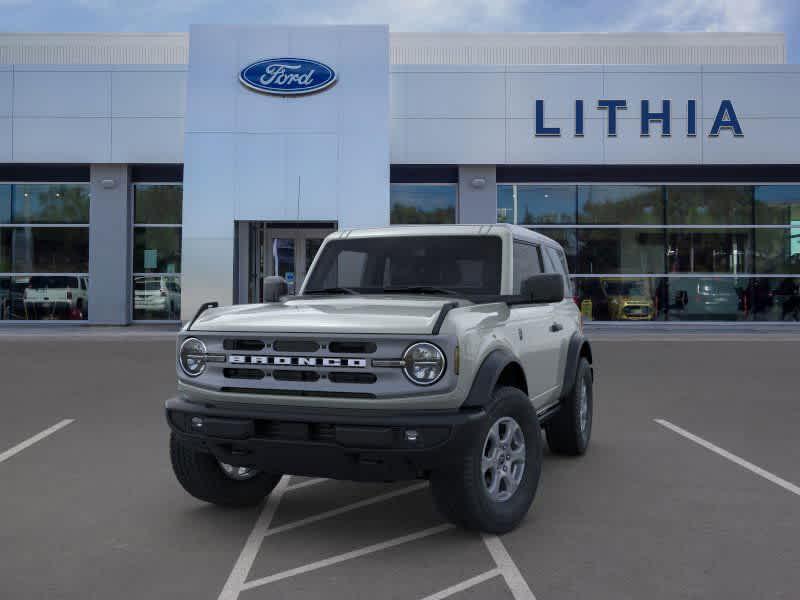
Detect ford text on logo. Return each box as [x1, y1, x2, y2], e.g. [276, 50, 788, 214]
[535, 99, 743, 138]
[239, 58, 337, 96]
[229, 355, 367, 368]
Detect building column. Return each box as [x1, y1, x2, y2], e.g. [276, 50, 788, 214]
[88, 164, 131, 325]
[457, 166, 497, 224]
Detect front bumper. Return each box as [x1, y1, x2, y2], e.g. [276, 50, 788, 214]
[166, 396, 486, 482]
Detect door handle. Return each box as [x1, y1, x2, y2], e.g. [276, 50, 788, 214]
[550, 322, 563, 332]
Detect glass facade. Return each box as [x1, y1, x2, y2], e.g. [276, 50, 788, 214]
[390, 184, 457, 224]
[499, 184, 800, 321]
[0, 183, 90, 321]
[132, 184, 182, 320]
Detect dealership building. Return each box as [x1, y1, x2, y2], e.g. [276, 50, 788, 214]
[0, 27, 798, 324]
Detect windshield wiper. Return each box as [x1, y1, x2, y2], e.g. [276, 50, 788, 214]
[303, 287, 359, 295]
[382, 286, 460, 296]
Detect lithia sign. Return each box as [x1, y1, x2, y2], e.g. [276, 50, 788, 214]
[535, 99, 743, 138]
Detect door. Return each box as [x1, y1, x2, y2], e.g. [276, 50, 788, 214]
[510, 241, 562, 407]
[247, 223, 335, 302]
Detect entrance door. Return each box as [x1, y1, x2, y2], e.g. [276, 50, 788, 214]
[246, 223, 335, 302]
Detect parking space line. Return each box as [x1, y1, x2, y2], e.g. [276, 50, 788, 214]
[655, 419, 800, 497]
[217, 476, 291, 600]
[241, 523, 454, 591]
[0, 419, 75, 464]
[287, 477, 328, 490]
[417, 568, 501, 600]
[482, 534, 537, 600]
[264, 482, 429, 538]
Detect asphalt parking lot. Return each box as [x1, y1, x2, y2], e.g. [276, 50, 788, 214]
[2, 329, 799, 599]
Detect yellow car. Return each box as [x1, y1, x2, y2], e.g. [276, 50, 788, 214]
[600, 279, 655, 321]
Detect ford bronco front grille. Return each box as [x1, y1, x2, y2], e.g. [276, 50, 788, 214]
[189, 334, 457, 400]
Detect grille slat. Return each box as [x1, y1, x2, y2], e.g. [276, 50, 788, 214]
[329, 341, 377, 354]
[223, 339, 265, 351]
[223, 368, 265, 380]
[329, 371, 377, 384]
[273, 340, 320, 353]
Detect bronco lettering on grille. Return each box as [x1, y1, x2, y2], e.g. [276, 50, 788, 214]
[228, 355, 367, 368]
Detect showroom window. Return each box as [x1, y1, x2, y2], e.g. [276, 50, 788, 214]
[0, 183, 90, 321]
[498, 183, 800, 321]
[132, 184, 182, 321]
[390, 184, 457, 224]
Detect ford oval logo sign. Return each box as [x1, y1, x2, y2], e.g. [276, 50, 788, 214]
[239, 58, 337, 96]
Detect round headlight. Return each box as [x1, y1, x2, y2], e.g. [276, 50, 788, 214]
[179, 337, 207, 377]
[403, 342, 446, 385]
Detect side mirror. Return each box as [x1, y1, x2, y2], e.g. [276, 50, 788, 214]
[262, 276, 288, 303]
[521, 273, 564, 304]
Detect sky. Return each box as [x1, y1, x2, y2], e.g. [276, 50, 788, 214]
[0, 0, 797, 62]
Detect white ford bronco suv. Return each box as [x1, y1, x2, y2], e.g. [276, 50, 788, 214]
[167, 225, 593, 533]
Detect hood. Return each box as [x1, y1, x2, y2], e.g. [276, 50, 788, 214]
[189, 296, 459, 335]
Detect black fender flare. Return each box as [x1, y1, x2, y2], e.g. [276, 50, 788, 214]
[559, 333, 593, 402]
[460, 348, 522, 410]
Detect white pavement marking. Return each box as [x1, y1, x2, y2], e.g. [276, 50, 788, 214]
[0, 419, 74, 464]
[418, 569, 501, 600]
[241, 523, 454, 591]
[287, 477, 328, 491]
[264, 482, 429, 538]
[655, 419, 800, 497]
[482, 533, 537, 600]
[217, 476, 290, 600]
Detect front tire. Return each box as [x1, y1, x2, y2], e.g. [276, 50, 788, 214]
[430, 386, 542, 534]
[545, 357, 593, 456]
[170, 434, 282, 507]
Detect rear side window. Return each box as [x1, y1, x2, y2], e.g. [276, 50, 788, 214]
[512, 241, 543, 294]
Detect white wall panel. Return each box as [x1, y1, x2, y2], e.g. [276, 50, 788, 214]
[506, 71, 603, 119]
[111, 117, 184, 162]
[184, 26, 239, 133]
[0, 69, 11, 117]
[604, 70, 701, 118]
[288, 134, 339, 221]
[0, 118, 11, 160]
[338, 134, 389, 228]
[13, 117, 110, 162]
[404, 118, 504, 164]
[182, 132, 235, 237]
[402, 71, 505, 118]
[112, 70, 185, 116]
[606, 118, 701, 164]
[14, 70, 109, 117]
[702, 71, 800, 118]
[702, 118, 798, 164]
[234, 134, 288, 221]
[506, 117, 604, 164]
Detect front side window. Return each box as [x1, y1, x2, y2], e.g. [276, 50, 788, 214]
[304, 235, 502, 296]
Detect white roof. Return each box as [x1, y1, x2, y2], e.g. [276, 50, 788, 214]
[0, 31, 785, 65]
[334, 223, 560, 247]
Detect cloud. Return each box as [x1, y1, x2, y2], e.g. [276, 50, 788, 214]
[622, 0, 780, 32]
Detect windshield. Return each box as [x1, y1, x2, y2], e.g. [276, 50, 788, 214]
[303, 235, 502, 296]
